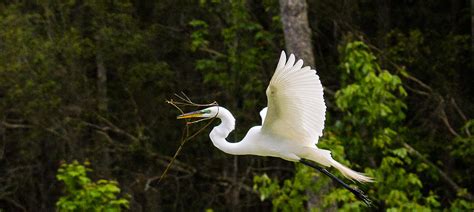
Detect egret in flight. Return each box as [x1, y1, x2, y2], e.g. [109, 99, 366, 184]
[177, 51, 373, 205]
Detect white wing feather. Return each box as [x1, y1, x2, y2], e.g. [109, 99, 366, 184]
[262, 51, 326, 146]
[259, 107, 268, 125]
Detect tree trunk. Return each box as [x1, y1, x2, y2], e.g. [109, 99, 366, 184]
[279, 0, 315, 67]
[97, 51, 108, 113]
[279, 0, 335, 210]
[471, 0, 474, 74]
[376, 0, 391, 50]
[0, 115, 4, 160]
[95, 37, 111, 177]
[231, 156, 240, 211]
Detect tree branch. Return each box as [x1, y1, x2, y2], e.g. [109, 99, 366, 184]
[438, 108, 461, 137]
[199, 47, 227, 58]
[143, 155, 257, 195]
[1, 121, 32, 129]
[83, 117, 139, 142]
[0, 197, 26, 212]
[402, 142, 473, 201]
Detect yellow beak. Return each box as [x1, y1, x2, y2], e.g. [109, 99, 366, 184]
[176, 110, 204, 119]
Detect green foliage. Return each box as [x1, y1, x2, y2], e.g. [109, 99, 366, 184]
[188, 0, 280, 132]
[253, 40, 450, 210]
[56, 161, 129, 212]
[261, 29, 474, 208]
[189, 20, 210, 51]
[253, 166, 314, 212]
[450, 119, 474, 189]
[451, 120, 474, 164]
[327, 41, 439, 209]
[0, 6, 64, 116]
[337, 41, 407, 126]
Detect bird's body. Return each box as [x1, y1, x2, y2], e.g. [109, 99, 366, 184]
[212, 124, 302, 161]
[178, 51, 373, 205]
[207, 106, 319, 161]
[206, 106, 371, 183]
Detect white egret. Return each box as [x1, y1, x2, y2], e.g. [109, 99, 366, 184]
[178, 51, 373, 205]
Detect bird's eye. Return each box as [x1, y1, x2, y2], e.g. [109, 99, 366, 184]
[202, 109, 211, 114]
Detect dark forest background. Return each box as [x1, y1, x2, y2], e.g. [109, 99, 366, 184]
[0, 0, 473, 211]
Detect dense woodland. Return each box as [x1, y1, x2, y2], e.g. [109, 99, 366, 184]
[0, 0, 473, 211]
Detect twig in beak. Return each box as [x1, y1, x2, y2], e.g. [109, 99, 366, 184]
[146, 93, 218, 190]
[186, 117, 213, 125]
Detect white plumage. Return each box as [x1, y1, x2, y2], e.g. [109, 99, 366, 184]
[178, 51, 373, 195]
[262, 51, 326, 146]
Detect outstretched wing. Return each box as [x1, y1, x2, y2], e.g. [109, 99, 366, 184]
[262, 51, 326, 146]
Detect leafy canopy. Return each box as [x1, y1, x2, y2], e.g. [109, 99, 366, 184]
[56, 161, 129, 212]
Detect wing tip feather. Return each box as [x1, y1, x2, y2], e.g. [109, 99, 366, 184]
[266, 50, 327, 144]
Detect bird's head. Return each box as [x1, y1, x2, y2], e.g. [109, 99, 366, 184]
[176, 106, 220, 121]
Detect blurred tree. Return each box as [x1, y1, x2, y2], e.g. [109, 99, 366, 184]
[279, 0, 335, 209]
[279, 0, 315, 66]
[0, 0, 471, 211]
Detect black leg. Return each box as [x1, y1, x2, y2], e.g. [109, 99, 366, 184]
[300, 158, 372, 207]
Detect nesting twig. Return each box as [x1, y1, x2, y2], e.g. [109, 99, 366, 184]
[145, 93, 218, 191]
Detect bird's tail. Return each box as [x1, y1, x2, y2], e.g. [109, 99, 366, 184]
[308, 148, 374, 183]
[330, 159, 373, 183]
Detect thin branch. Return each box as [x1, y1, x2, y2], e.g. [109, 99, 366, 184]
[438, 106, 461, 137]
[404, 85, 431, 97]
[370, 44, 466, 139]
[145, 120, 190, 191]
[323, 87, 336, 97]
[96, 130, 114, 144]
[145, 93, 219, 191]
[44, 127, 69, 141]
[145, 157, 196, 191]
[1, 121, 32, 129]
[0, 197, 26, 212]
[199, 47, 227, 58]
[368, 44, 433, 93]
[402, 73, 433, 93]
[450, 98, 471, 137]
[196, 171, 258, 195]
[144, 156, 257, 195]
[402, 142, 473, 201]
[97, 115, 140, 142]
[170, 92, 218, 107]
[154, 154, 197, 174]
[450, 98, 468, 122]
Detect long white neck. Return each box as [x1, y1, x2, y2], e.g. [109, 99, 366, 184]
[209, 107, 247, 155]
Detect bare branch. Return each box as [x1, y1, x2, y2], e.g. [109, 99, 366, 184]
[144, 156, 257, 195]
[402, 142, 473, 201]
[1, 121, 32, 129]
[438, 109, 461, 137]
[199, 47, 227, 58]
[370, 46, 466, 139]
[450, 98, 468, 122]
[144, 95, 219, 191]
[0, 197, 26, 212]
[96, 130, 114, 144]
[402, 73, 433, 93]
[450, 98, 471, 136]
[97, 116, 140, 142]
[404, 85, 431, 97]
